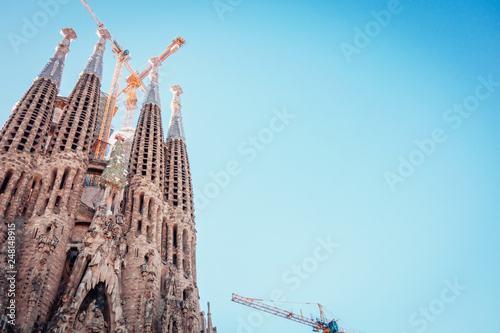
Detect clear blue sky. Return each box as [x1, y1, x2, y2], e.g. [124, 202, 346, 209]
[1, 1, 500, 332]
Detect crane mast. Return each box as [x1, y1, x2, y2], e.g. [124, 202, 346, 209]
[79, 0, 185, 160]
[80, 0, 132, 161]
[93, 50, 129, 159]
[80, 1, 126, 62]
[232, 294, 351, 333]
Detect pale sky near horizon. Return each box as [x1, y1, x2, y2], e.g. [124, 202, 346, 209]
[1, 1, 500, 332]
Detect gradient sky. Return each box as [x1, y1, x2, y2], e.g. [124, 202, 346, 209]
[1, 1, 500, 332]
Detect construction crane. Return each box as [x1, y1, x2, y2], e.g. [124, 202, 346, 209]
[79, 0, 185, 160]
[118, 36, 185, 128]
[232, 294, 355, 333]
[80, 0, 133, 160]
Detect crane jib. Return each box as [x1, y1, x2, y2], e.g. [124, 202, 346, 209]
[79, 0, 185, 160]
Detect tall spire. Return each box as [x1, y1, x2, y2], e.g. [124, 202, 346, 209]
[46, 29, 108, 156]
[142, 57, 162, 108]
[167, 84, 185, 141]
[82, 28, 110, 81]
[36, 27, 77, 88]
[127, 56, 165, 184]
[122, 61, 166, 331]
[207, 302, 213, 333]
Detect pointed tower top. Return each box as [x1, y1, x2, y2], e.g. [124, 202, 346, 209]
[167, 84, 185, 141]
[207, 302, 213, 332]
[81, 28, 110, 81]
[142, 57, 162, 109]
[36, 28, 77, 88]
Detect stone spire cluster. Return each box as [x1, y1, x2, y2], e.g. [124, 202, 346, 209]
[0, 28, 78, 228]
[0, 28, 215, 333]
[13, 28, 108, 332]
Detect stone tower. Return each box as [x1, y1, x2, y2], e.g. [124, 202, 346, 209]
[0, 28, 216, 333]
[161, 84, 199, 332]
[14, 28, 109, 332]
[0, 28, 77, 222]
[121, 57, 166, 332]
[0, 27, 77, 331]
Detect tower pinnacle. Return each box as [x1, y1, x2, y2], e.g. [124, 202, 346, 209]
[82, 28, 110, 81]
[167, 84, 185, 141]
[142, 56, 162, 108]
[36, 27, 77, 88]
[207, 302, 213, 332]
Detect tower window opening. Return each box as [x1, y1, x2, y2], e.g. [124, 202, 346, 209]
[163, 221, 168, 260]
[59, 168, 69, 190]
[148, 198, 154, 220]
[173, 225, 178, 249]
[182, 230, 188, 253]
[0, 170, 13, 194]
[48, 169, 57, 191]
[139, 194, 144, 214]
[136, 220, 142, 237]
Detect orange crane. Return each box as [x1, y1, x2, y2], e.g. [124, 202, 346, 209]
[79, 0, 185, 159]
[232, 294, 355, 333]
[117, 36, 185, 129]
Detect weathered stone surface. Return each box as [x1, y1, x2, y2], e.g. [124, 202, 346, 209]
[0, 39, 216, 333]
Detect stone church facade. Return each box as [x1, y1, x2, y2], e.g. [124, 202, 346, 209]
[0, 28, 216, 333]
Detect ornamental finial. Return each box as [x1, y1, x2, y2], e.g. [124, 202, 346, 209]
[36, 28, 77, 88]
[142, 57, 162, 108]
[167, 84, 185, 141]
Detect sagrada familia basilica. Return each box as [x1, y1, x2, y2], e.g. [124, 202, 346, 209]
[0, 27, 216, 333]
